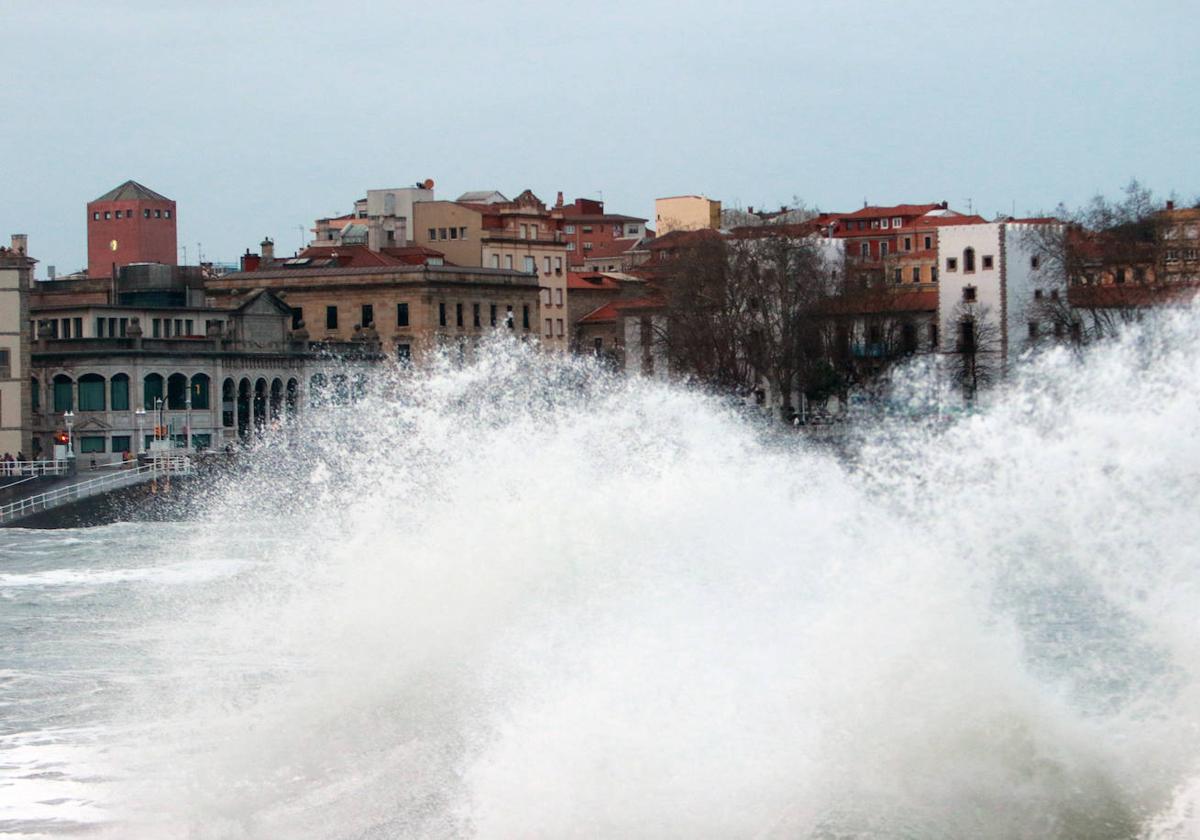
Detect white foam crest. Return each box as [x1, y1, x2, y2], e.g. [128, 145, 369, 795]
[84, 319, 1200, 838]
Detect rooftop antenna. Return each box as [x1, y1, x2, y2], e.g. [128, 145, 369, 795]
[197, 242, 203, 264]
[965, 198, 973, 214]
[180, 244, 187, 265]
[297, 225, 306, 251]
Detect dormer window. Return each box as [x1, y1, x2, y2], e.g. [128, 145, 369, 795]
[882, 218, 890, 229]
[892, 217, 902, 228]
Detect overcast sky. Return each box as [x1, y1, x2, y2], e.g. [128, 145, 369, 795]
[2, 0, 1196, 275]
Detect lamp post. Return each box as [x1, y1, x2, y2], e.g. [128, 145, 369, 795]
[63, 410, 75, 458]
[135, 407, 146, 456]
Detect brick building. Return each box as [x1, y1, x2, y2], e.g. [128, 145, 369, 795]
[87, 181, 177, 279]
[552, 195, 649, 269]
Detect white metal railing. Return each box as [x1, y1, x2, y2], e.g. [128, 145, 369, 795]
[0, 459, 70, 479]
[0, 457, 194, 525]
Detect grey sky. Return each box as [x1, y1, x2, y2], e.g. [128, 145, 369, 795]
[3, 0, 1196, 275]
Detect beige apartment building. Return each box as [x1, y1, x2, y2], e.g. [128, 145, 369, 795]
[654, 195, 722, 236]
[208, 263, 542, 364]
[413, 190, 571, 351]
[0, 235, 33, 456]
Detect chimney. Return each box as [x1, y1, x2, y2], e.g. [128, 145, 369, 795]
[555, 191, 564, 208]
[241, 249, 261, 272]
[1166, 200, 1175, 211]
[260, 237, 274, 261]
[10, 234, 27, 254]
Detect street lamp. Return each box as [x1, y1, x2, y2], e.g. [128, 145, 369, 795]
[63, 410, 75, 458]
[135, 407, 146, 455]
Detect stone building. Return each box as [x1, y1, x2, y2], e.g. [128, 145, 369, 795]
[412, 190, 571, 351]
[28, 290, 324, 460]
[0, 235, 34, 456]
[208, 261, 543, 366]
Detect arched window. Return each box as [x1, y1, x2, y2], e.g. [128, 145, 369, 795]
[53, 374, 73, 412]
[143, 373, 164, 410]
[191, 373, 210, 410]
[253, 379, 268, 430]
[286, 378, 298, 414]
[167, 373, 188, 410]
[963, 247, 976, 273]
[30, 376, 39, 413]
[78, 373, 106, 411]
[222, 378, 235, 427]
[269, 378, 283, 420]
[111, 373, 130, 411]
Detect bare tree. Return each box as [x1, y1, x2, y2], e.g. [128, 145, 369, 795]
[1020, 179, 1183, 342]
[651, 228, 840, 418]
[946, 302, 1001, 401]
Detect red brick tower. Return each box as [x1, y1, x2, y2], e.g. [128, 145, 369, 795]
[86, 180, 177, 278]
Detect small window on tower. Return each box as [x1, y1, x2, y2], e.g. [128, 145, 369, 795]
[165, 210, 171, 219]
[144, 209, 151, 219]
[155, 210, 161, 218]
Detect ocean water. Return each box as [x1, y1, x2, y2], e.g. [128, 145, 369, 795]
[1, 316, 1199, 839]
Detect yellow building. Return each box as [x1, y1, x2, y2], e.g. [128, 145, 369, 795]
[654, 195, 722, 236]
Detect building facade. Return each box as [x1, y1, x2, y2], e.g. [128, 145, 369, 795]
[28, 291, 318, 460]
[0, 235, 33, 456]
[87, 181, 177, 279]
[209, 262, 543, 366]
[654, 196, 721, 236]
[413, 190, 571, 351]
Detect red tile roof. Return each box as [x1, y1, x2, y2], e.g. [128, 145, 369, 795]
[297, 245, 404, 268]
[380, 245, 446, 265]
[577, 302, 620, 324]
[838, 204, 942, 220]
[909, 213, 988, 228]
[567, 271, 621, 291]
[579, 237, 642, 259]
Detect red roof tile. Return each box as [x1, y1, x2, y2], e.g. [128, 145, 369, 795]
[567, 271, 622, 291]
[839, 204, 942, 220]
[577, 302, 620, 324]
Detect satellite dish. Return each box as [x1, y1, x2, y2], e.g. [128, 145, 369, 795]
[423, 179, 435, 190]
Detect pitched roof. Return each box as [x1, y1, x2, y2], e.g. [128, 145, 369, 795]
[839, 204, 941, 220]
[456, 190, 508, 204]
[567, 271, 622, 291]
[578, 302, 620, 324]
[295, 244, 405, 268]
[578, 237, 643, 259]
[909, 213, 988, 229]
[93, 180, 171, 203]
